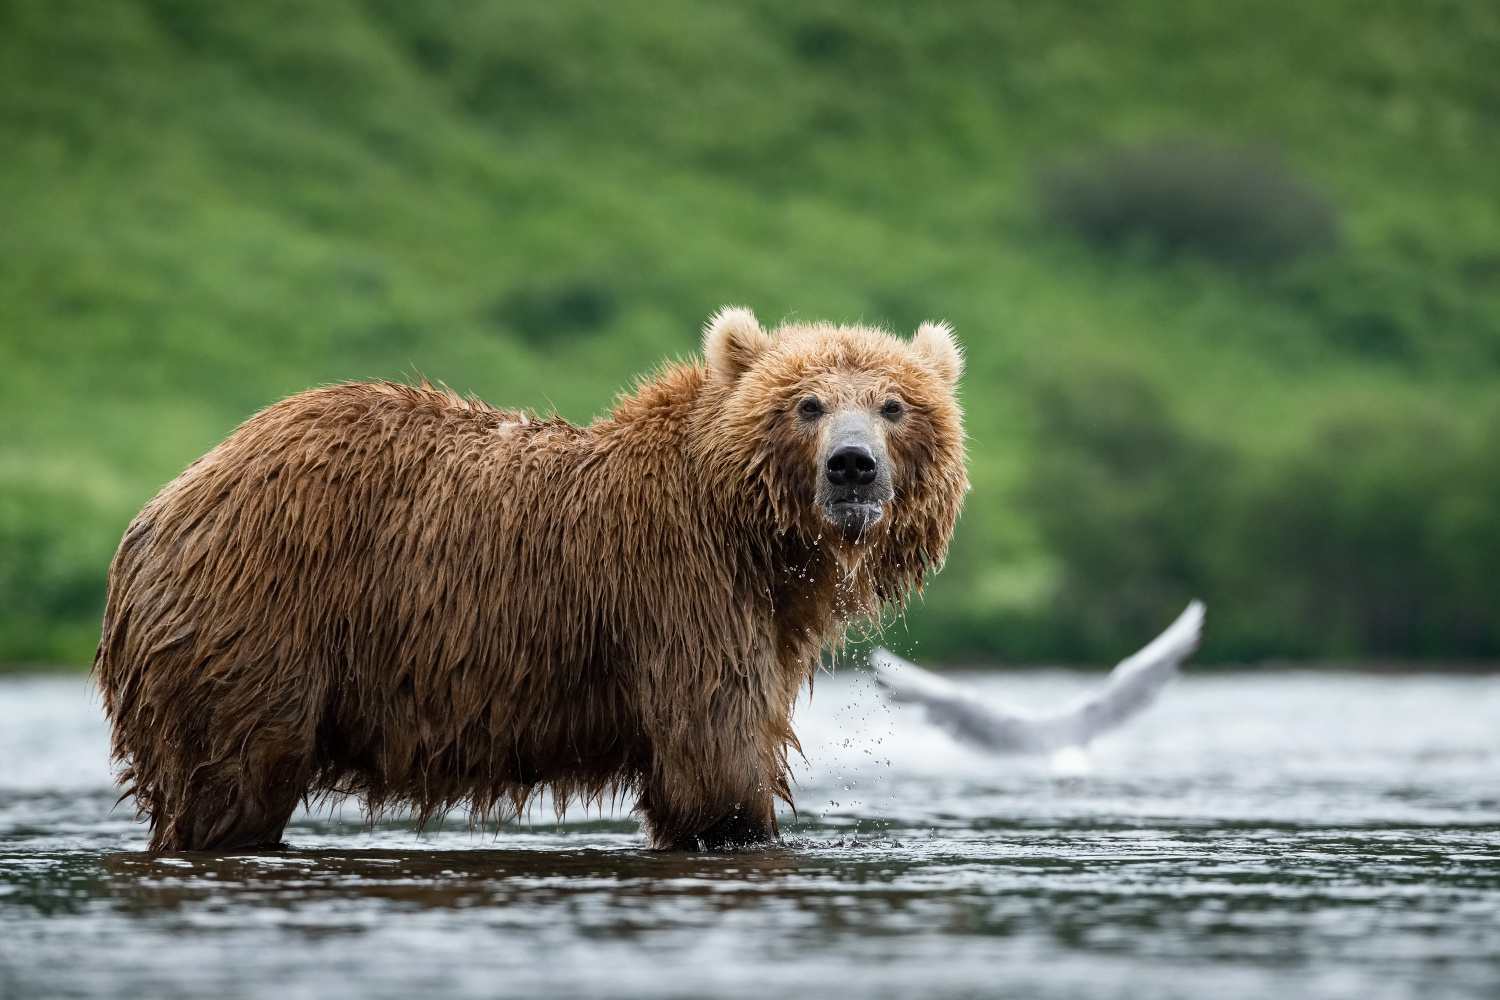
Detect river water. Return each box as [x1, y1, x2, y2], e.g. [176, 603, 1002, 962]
[2, 668, 1498, 999]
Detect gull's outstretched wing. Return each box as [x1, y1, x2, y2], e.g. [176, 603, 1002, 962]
[868, 646, 1053, 752]
[871, 601, 1205, 754]
[1064, 600, 1205, 744]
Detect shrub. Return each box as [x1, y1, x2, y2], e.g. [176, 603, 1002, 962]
[1231, 411, 1500, 658]
[1024, 370, 1230, 659]
[1274, 242, 1500, 364]
[0, 485, 115, 665]
[1037, 138, 1340, 266]
[1023, 378, 1500, 661]
[489, 281, 617, 345]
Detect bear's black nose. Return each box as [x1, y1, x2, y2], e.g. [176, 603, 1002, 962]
[825, 445, 879, 487]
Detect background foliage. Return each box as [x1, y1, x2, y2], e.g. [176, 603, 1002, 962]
[1, 0, 1498, 666]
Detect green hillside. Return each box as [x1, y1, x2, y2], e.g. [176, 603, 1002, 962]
[2, 0, 1499, 666]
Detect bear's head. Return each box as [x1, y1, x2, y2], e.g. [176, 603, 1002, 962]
[699, 306, 968, 605]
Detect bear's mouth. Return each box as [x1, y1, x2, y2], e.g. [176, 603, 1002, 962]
[821, 498, 886, 533]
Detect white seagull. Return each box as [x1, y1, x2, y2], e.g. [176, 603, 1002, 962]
[871, 601, 1205, 773]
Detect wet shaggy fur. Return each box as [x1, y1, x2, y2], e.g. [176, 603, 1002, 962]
[94, 309, 968, 851]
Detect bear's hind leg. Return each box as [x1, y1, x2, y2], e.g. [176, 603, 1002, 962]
[150, 740, 314, 852]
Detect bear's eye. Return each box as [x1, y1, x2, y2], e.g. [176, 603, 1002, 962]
[798, 396, 824, 419]
[881, 398, 905, 421]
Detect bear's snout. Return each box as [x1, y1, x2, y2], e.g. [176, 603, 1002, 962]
[815, 411, 894, 535]
[825, 444, 878, 487]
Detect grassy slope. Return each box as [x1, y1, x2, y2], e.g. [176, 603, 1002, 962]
[0, 0, 1497, 665]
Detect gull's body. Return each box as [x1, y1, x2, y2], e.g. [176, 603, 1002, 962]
[871, 602, 1205, 765]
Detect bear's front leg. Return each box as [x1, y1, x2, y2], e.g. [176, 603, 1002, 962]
[636, 751, 780, 850]
[688, 797, 779, 851]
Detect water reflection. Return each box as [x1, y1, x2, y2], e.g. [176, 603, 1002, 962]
[3, 670, 1499, 999]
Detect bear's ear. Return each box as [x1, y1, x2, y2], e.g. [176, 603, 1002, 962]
[703, 306, 773, 381]
[913, 321, 963, 385]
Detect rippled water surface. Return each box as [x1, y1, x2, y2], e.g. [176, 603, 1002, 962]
[3, 669, 1499, 999]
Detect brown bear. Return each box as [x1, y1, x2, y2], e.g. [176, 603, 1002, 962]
[93, 307, 967, 852]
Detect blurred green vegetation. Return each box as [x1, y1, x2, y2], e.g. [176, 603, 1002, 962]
[1, 0, 1498, 667]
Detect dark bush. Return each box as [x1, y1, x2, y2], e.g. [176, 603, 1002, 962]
[792, 21, 858, 63]
[1038, 139, 1340, 266]
[490, 281, 617, 345]
[1230, 412, 1500, 658]
[1025, 371, 1230, 659]
[1024, 378, 1500, 661]
[1273, 241, 1500, 364]
[0, 486, 112, 664]
[461, 52, 564, 117]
